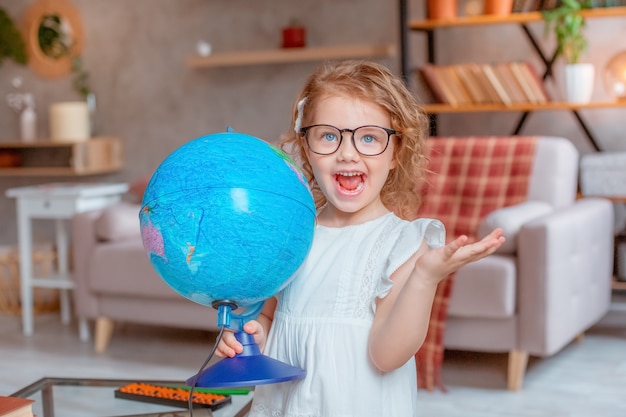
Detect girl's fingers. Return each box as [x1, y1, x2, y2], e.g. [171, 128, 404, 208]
[444, 235, 468, 257]
[216, 331, 243, 357]
[243, 320, 259, 335]
[449, 229, 504, 264]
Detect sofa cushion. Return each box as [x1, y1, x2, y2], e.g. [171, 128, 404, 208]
[477, 201, 553, 254]
[95, 202, 142, 242]
[447, 255, 516, 319]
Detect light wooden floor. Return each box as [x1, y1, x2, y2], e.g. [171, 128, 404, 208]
[1, 301, 626, 417]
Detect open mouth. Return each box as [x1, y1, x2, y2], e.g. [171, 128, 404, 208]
[335, 171, 364, 193]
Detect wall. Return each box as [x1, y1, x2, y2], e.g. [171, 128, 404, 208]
[1, 0, 625, 246]
[0, 0, 399, 245]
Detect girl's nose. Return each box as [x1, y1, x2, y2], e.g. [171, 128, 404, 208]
[336, 134, 360, 162]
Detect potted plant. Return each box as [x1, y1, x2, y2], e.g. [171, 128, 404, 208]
[542, 0, 594, 103]
[483, 0, 514, 17]
[0, 7, 28, 66]
[426, 0, 457, 20]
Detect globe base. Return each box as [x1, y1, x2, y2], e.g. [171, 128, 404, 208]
[187, 332, 306, 388]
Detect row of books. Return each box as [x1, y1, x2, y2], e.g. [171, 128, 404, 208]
[417, 62, 550, 107]
[512, 0, 560, 12]
[513, 0, 626, 12]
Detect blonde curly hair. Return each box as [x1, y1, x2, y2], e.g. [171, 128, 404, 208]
[280, 60, 430, 221]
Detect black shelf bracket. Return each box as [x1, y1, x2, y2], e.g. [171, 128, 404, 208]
[518, 23, 601, 151]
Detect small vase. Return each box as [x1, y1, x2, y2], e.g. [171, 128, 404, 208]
[427, 0, 457, 20]
[19, 93, 37, 142]
[565, 63, 595, 104]
[484, 0, 514, 16]
[87, 92, 97, 136]
[20, 106, 37, 142]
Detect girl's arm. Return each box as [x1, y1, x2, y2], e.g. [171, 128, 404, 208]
[368, 228, 504, 372]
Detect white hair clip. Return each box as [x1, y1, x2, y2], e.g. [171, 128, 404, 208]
[294, 97, 307, 134]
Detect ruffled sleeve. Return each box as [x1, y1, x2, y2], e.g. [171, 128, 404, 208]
[374, 218, 446, 300]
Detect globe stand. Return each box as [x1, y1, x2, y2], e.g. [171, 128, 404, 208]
[186, 301, 306, 388]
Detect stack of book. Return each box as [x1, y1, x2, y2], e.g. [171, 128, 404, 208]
[417, 62, 550, 107]
[512, 0, 626, 12]
[512, 0, 559, 12]
[0, 396, 34, 417]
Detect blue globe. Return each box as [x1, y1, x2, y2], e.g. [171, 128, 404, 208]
[139, 130, 316, 310]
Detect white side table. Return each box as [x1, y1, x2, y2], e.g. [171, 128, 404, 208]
[5, 182, 129, 340]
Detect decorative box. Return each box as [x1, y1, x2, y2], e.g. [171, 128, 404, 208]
[580, 152, 626, 197]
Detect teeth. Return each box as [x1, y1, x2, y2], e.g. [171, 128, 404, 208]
[337, 172, 362, 177]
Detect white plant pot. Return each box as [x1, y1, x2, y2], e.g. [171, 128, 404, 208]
[564, 63, 595, 104]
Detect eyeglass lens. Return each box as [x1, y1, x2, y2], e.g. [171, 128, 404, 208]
[305, 125, 392, 156]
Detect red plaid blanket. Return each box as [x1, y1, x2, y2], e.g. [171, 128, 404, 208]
[414, 136, 538, 391]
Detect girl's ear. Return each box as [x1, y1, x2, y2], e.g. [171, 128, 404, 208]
[391, 154, 398, 169]
[390, 143, 399, 169]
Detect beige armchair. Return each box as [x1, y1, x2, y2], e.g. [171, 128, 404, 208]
[422, 136, 614, 390]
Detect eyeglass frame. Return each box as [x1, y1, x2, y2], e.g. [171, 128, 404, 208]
[299, 124, 397, 156]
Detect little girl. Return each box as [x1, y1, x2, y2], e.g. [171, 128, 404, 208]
[217, 60, 504, 416]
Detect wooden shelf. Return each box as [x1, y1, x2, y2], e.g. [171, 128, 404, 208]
[410, 6, 626, 30]
[0, 137, 123, 177]
[186, 43, 396, 68]
[613, 279, 626, 291]
[422, 100, 626, 114]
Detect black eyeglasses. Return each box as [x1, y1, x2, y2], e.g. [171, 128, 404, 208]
[300, 124, 396, 156]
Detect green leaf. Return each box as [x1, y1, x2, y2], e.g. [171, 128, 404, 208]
[541, 0, 589, 64]
[0, 7, 28, 66]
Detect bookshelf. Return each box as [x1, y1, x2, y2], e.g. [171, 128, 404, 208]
[399, 6, 626, 151]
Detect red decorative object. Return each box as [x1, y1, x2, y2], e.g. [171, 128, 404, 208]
[0, 150, 22, 168]
[282, 26, 306, 48]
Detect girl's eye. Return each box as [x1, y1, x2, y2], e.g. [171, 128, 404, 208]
[322, 132, 338, 142]
[360, 135, 376, 144]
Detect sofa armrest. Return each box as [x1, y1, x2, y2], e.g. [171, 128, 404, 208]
[517, 198, 614, 356]
[71, 209, 106, 318]
[477, 201, 554, 254]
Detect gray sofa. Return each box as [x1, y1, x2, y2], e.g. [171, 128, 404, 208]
[71, 135, 614, 390]
[71, 202, 219, 353]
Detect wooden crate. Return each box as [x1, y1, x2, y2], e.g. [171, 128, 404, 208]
[72, 137, 124, 174]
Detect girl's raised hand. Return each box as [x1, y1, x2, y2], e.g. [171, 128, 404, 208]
[414, 228, 505, 285]
[214, 319, 267, 358]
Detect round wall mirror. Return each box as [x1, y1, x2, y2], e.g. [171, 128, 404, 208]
[22, 0, 84, 78]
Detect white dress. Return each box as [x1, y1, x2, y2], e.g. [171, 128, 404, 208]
[248, 213, 445, 417]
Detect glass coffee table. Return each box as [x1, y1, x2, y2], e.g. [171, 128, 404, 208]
[10, 377, 253, 417]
